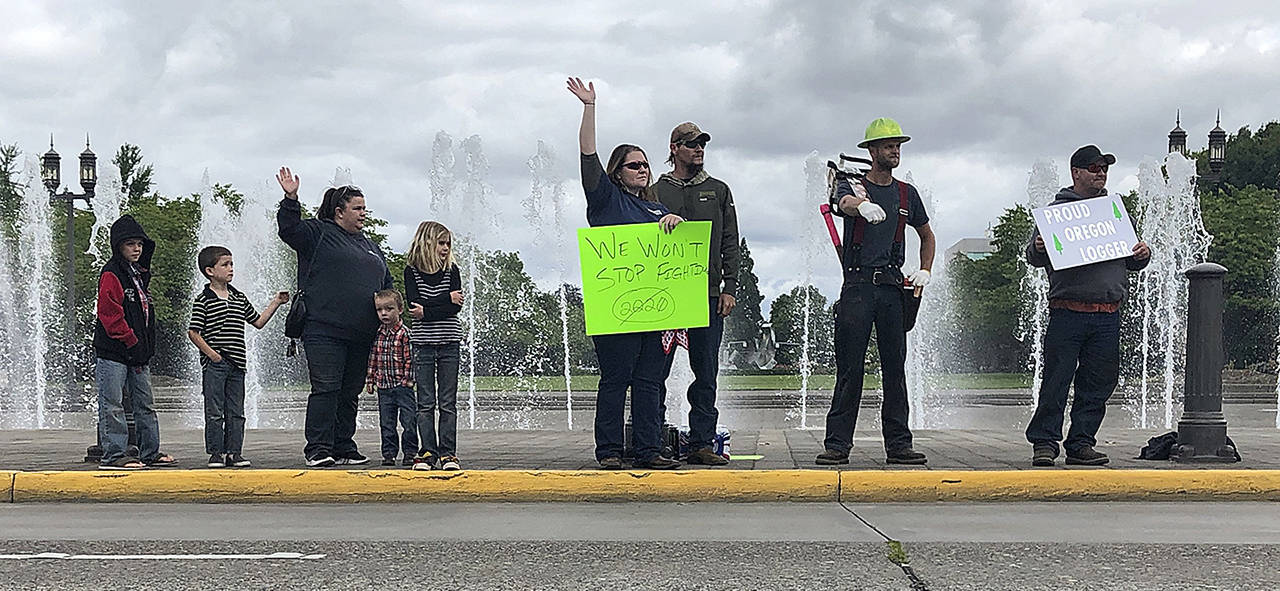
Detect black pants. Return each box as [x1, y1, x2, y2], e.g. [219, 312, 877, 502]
[823, 281, 912, 454]
[592, 331, 666, 462]
[301, 332, 373, 460]
[1025, 308, 1121, 454]
[659, 296, 724, 450]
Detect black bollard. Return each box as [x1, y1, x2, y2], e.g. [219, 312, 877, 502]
[1172, 263, 1237, 463]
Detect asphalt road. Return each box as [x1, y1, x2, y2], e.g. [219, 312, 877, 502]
[0, 502, 1277, 590]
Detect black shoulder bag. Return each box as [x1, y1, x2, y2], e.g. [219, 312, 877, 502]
[284, 249, 315, 340]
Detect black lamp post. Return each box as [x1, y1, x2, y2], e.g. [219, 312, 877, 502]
[40, 135, 95, 383]
[41, 135, 113, 460]
[1207, 111, 1227, 180]
[1167, 110, 1187, 157]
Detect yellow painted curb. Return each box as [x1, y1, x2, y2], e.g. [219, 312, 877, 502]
[838, 470, 1280, 502]
[10, 469, 838, 503]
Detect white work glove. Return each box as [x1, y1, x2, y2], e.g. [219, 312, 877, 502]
[856, 201, 886, 224]
[907, 269, 931, 288]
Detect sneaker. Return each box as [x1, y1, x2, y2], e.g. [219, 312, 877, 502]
[207, 454, 226, 469]
[686, 447, 729, 466]
[633, 455, 681, 470]
[815, 449, 849, 465]
[1065, 446, 1110, 466]
[412, 453, 435, 471]
[401, 456, 415, 467]
[440, 456, 461, 471]
[598, 456, 623, 470]
[226, 454, 251, 468]
[335, 453, 369, 466]
[306, 455, 336, 468]
[886, 448, 928, 465]
[381, 457, 397, 467]
[1032, 444, 1058, 467]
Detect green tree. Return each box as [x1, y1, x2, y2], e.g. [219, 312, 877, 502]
[948, 205, 1035, 372]
[723, 238, 764, 349]
[0, 143, 22, 244]
[113, 144, 155, 209]
[768, 285, 834, 371]
[1199, 184, 1280, 367]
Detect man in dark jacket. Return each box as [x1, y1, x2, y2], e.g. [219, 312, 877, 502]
[93, 215, 175, 469]
[1024, 145, 1151, 467]
[653, 122, 740, 465]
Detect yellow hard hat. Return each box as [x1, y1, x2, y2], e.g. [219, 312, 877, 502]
[858, 117, 911, 149]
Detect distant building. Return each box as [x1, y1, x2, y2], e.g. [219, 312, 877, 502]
[945, 237, 994, 262]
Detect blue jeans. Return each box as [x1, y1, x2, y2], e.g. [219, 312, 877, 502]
[659, 296, 724, 450]
[96, 358, 160, 464]
[301, 333, 373, 460]
[377, 385, 418, 460]
[202, 361, 246, 455]
[593, 331, 666, 462]
[413, 343, 460, 458]
[1026, 308, 1121, 454]
[823, 282, 912, 454]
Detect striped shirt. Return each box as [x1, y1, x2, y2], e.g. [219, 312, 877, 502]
[188, 284, 259, 370]
[404, 264, 463, 345]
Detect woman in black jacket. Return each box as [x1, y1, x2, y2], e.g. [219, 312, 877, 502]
[276, 167, 394, 468]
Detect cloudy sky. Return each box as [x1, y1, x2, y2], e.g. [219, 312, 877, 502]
[4, 0, 1279, 307]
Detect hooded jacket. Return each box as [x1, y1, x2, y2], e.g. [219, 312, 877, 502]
[93, 215, 157, 365]
[1025, 187, 1149, 303]
[276, 197, 394, 341]
[653, 170, 741, 297]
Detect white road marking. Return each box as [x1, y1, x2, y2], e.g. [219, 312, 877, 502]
[0, 552, 325, 560]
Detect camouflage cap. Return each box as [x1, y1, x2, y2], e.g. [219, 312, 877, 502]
[670, 122, 711, 144]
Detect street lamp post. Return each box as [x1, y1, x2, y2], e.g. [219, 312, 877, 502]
[40, 136, 115, 461]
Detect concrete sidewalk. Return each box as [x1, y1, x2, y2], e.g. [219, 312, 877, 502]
[1, 421, 1279, 503]
[3, 423, 1279, 472]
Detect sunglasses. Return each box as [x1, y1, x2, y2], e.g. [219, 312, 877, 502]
[1078, 164, 1108, 174]
[622, 161, 650, 171]
[679, 140, 706, 149]
[332, 184, 363, 199]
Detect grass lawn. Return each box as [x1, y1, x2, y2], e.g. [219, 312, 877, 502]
[468, 373, 1031, 392]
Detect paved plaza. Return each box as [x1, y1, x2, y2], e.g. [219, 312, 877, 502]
[2, 403, 1276, 472]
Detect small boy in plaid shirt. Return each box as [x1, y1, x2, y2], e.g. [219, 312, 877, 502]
[366, 289, 417, 466]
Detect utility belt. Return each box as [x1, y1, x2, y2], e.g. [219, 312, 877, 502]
[840, 265, 923, 332]
[844, 265, 904, 286]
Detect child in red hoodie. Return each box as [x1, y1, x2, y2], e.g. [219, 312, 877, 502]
[93, 215, 176, 470]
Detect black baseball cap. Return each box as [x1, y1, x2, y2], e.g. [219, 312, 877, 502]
[1070, 145, 1116, 168]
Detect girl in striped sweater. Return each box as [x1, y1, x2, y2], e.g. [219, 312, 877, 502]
[404, 221, 464, 471]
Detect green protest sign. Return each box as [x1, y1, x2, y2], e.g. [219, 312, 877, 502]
[577, 221, 712, 336]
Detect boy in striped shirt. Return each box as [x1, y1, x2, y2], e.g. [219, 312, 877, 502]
[188, 246, 290, 469]
[366, 289, 418, 466]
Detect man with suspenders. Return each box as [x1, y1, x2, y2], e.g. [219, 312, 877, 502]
[817, 118, 937, 466]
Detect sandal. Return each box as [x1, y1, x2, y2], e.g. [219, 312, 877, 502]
[100, 456, 145, 470]
[146, 453, 179, 467]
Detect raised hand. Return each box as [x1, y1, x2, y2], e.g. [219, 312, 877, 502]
[276, 167, 300, 198]
[566, 77, 596, 104]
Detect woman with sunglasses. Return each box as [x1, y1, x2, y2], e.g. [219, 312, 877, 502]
[567, 76, 683, 470]
[276, 170, 394, 468]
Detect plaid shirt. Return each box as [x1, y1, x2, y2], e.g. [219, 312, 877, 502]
[367, 321, 414, 389]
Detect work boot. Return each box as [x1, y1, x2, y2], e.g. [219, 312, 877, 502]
[686, 447, 729, 466]
[886, 448, 927, 465]
[1065, 446, 1109, 466]
[633, 455, 681, 470]
[1032, 444, 1058, 467]
[815, 449, 849, 465]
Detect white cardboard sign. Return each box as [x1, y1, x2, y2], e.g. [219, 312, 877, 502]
[1032, 195, 1139, 270]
